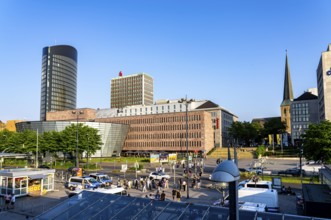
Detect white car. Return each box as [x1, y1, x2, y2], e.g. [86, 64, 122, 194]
[149, 172, 170, 180]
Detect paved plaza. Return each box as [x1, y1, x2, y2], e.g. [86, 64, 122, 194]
[0, 157, 303, 219]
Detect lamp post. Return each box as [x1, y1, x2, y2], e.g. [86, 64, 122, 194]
[72, 110, 84, 168]
[178, 97, 194, 199]
[298, 125, 303, 184]
[36, 129, 39, 168]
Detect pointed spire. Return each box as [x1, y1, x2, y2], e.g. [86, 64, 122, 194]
[282, 50, 294, 105]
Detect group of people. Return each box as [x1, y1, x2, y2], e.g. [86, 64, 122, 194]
[281, 185, 295, 195]
[146, 190, 166, 201]
[3, 192, 15, 210]
[178, 175, 201, 191]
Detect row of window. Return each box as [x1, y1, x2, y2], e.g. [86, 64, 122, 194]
[125, 141, 202, 148]
[292, 117, 310, 122]
[292, 124, 308, 129]
[292, 109, 309, 115]
[127, 132, 202, 140]
[129, 124, 202, 132]
[111, 115, 202, 125]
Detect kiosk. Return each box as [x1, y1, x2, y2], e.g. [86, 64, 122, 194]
[0, 168, 55, 197]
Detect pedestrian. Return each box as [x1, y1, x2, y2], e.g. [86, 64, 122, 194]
[10, 193, 15, 209]
[160, 191, 166, 201]
[155, 191, 161, 200]
[142, 181, 147, 192]
[147, 178, 151, 191]
[4, 193, 11, 210]
[165, 179, 169, 189]
[152, 179, 156, 189]
[172, 188, 177, 200]
[176, 190, 181, 202]
[182, 180, 186, 192]
[178, 178, 182, 190]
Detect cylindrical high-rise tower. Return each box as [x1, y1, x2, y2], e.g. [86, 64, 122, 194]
[40, 45, 77, 121]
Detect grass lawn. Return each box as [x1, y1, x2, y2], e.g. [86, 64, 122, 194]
[241, 174, 319, 184]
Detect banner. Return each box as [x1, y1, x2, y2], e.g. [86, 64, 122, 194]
[168, 153, 177, 162]
[150, 154, 160, 163]
[276, 134, 281, 145]
[268, 134, 273, 145]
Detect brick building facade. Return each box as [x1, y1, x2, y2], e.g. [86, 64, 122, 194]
[95, 111, 214, 153]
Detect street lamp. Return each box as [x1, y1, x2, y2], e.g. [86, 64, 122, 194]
[298, 125, 303, 184]
[178, 97, 194, 199]
[72, 110, 84, 168]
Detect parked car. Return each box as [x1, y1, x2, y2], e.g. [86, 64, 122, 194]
[38, 165, 50, 169]
[89, 173, 112, 187]
[149, 172, 170, 180]
[66, 176, 102, 191]
[278, 168, 305, 177]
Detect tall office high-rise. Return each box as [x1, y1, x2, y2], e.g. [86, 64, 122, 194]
[280, 51, 294, 134]
[40, 45, 78, 121]
[111, 72, 153, 108]
[317, 44, 331, 121]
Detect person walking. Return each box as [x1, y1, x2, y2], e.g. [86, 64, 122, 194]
[142, 181, 147, 192]
[165, 179, 169, 189]
[178, 178, 182, 190]
[172, 188, 177, 200]
[4, 193, 11, 210]
[176, 190, 181, 202]
[10, 193, 15, 209]
[182, 180, 186, 192]
[160, 191, 166, 201]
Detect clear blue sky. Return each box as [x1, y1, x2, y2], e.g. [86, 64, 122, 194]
[0, 0, 330, 122]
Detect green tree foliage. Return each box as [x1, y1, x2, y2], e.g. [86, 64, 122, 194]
[228, 121, 262, 146]
[0, 124, 103, 161]
[302, 121, 331, 163]
[262, 118, 286, 137]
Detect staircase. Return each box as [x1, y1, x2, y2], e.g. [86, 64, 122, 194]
[207, 147, 255, 160]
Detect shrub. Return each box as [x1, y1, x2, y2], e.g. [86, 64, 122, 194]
[255, 145, 266, 158]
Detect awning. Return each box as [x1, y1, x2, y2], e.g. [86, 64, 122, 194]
[29, 174, 47, 180]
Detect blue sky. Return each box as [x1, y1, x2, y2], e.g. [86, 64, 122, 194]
[0, 0, 330, 122]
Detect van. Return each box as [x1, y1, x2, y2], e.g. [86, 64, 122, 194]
[89, 173, 112, 187]
[238, 188, 279, 212]
[244, 180, 272, 189]
[67, 176, 101, 190]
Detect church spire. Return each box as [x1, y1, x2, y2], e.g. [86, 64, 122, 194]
[282, 50, 294, 106]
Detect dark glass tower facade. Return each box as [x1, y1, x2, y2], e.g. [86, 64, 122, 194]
[40, 45, 78, 121]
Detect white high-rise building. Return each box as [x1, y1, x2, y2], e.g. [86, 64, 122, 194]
[317, 44, 331, 121]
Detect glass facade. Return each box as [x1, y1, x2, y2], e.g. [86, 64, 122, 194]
[40, 45, 78, 121]
[16, 121, 129, 157]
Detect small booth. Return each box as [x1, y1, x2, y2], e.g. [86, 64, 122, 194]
[0, 168, 55, 197]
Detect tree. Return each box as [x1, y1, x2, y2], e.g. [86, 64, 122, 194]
[228, 121, 262, 146]
[262, 118, 286, 138]
[59, 124, 102, 162]
[302, 121, 331, 163]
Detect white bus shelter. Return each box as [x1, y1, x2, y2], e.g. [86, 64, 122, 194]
[0, 168, 55, 197]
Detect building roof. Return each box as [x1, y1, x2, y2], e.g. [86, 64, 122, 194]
[294, 92, 318, 101]
[35, 191, 323, 220]
[302, 184, 331, 203]
[281, 52, 294, 106]
[196, 100, 219, 109]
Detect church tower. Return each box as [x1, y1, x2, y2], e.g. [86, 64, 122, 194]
[280, 51, 294, 134]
